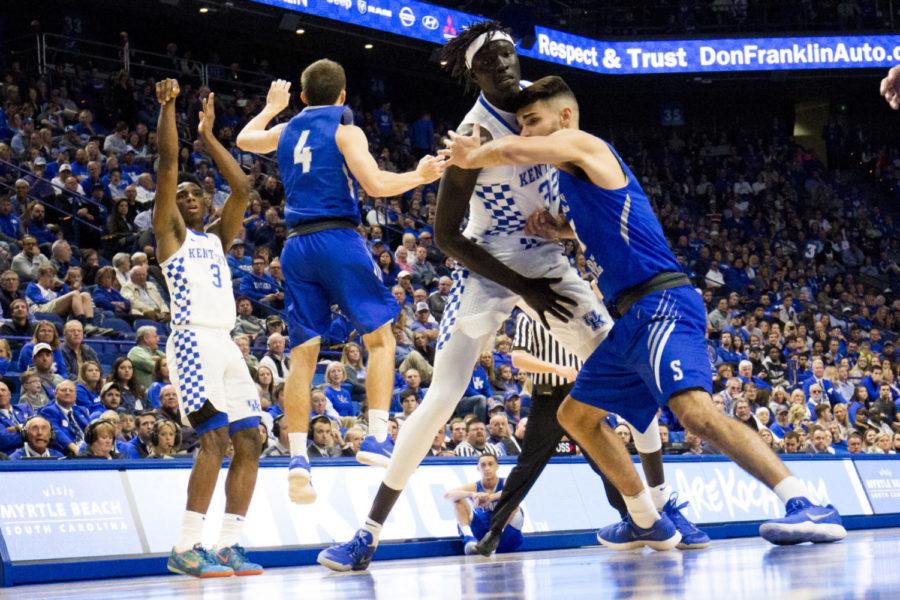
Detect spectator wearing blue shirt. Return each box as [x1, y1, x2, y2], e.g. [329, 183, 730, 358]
[459, 360, 493, 424]
[16, 319, 69, 377]
[861, 366, 884, 402]
[91, 266, 131, 316]
[737, 359, 771, 391]
[25, 203, 56, 248]
[410, 302, 439, 342]
[322, 362, 356, 417]
[122, 412, 156, 459]
[0, 382, 27, 455]
[8, 415, 63, 459]
[409, 112, 434, 158]
[239, 255, 282, 306]
[38, 379, 90, 456]
[0, 196, 21, 246]
[492, 335, 513, 374]
[24, 265, 95, 324]
[715, 332, 744, 366]
[227, 238, 252, 280]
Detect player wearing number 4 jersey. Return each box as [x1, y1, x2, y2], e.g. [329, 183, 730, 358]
[237, 60, 445, 504]
[441, 74, 847, 548]
[154, 80, 263, 578]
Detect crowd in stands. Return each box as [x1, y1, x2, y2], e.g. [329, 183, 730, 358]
[0, 30, 898, 463]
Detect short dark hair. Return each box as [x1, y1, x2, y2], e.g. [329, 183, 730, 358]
[178, 172, 201, 187]
[311, 416, 331, 430]
[478, 453, 498, 465]
[301, 59, 346, 106]
[512, 75, 577, 113]
[440, 20, 512, 89]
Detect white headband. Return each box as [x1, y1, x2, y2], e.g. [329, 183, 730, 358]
[464, 31, 516, 69]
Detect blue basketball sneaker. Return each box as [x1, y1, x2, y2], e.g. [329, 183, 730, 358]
[288, 455, 316, 504]
[214, 544, 263, 576]
[356, 435, 394, 468]
[167, 543, 233, 578]
[662, 494, 710, 549]
[759, 497, 847, 545]
[596, 514, 681, 551]
[318, 529, 376, 572]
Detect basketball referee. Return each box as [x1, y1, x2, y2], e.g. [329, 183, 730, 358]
[473, 310, 628, 555]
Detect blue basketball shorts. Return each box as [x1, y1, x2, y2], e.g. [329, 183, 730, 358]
[280, 228, 399, 348]
[470, 508, 524, 554]
[571, 285, 713, 432]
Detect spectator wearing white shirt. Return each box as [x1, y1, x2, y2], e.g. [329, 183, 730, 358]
[50, 165, 83, 196]
[121, 265, 169, 322]
[134, 173, 156, 208]
[258, 333, 290, 384]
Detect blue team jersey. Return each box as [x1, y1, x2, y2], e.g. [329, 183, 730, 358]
[277, 105, 359, 227]
[559, 142, 681, 303]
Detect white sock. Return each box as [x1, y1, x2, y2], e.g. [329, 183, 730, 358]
[649, 482, 670, 511]
[368, 409, 389, 442]
[217, 513, 245, 549]
[773, 476, 807, 504]
[363, 518, 383, 545]
[623, 490, 659, 529]
[289, 432, 308, 459]
[175, 511, 205, 552]
[460, 524, 473, 538]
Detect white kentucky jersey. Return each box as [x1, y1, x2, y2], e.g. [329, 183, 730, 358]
[459, 91, 562, 261]
[161, 228, 236, 330]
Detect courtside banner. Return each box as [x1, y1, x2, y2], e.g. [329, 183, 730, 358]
[250, 0, 900, 74]
[854, 459, 900, 514]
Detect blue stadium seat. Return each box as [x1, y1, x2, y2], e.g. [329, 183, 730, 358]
[669, 431, 685, 443]
[101, 317, 135, 337]
[33, 312, 65, 332]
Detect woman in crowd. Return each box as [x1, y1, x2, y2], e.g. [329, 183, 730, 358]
[78, 419, 121, 459]
[323, 361, 355, 417]
[80, 249, 100, 286]
[340, 342, 367, 402]
[62, 266, 86, 294]
[849, 386, 870, 423]
[377, 250, 400, 289]
[394, 246, 414, 274]
[863, 428, 879, 453]
[103, 198, 138, 258]
[75, 360, 104, 409]
[786, 404, 809, 433]
[16, 319, 68, 376]
[112, 253, 131, 287]
[832, 402, 852, 441]
[92, 266, 132, 318]
[148, 420, 183, 458]
[145, 356, 170, 409]
[874, 432, 894, 454]
[769, 386, 790, 415]
[0, 339, 11, 377]
[234, 335, 259, 376]
[893, 432, 900, 454]
[758, 427, 780, 452]
[256, 365, 275, 405]
[107, 356, 143, 412]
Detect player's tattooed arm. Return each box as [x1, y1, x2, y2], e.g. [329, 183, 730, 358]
[197, 91, 251, 246]
[434, 127, 575, 328]
[152, 78, 186, 263]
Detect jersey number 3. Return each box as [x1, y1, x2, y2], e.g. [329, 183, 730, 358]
[293, 129, 312, 173]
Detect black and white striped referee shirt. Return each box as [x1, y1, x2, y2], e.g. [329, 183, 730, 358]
[512, 311, 583, 388]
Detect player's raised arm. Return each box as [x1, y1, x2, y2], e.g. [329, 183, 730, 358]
[880, 65, 900, 109]
[235, 79, 291, 153]
[511, 349, 578, 382]
[335, 124, 445, 197]
[152, 78, 186, 263]
[198, 92, 251, 245]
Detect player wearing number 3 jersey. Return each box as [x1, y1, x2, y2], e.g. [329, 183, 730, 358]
[237, 60, 445, 504]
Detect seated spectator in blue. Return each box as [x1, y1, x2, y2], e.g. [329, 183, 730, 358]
[145, 356, 171, 409]
[39, 379, 90, 456]
[249, 208, 280, 248]
[737, 359, 771, 390]
[24, 265, 95, 324]
[848, 386, 870, 424]
[399, 368, 428, 402]
[802, 358, 839, 405]
[322, 362, 355, 417]
[445, 454, 524, 555]
[0, 196, 21, 244]
[310, 390, 342, 424]
[504, 392, 527, 427]
[861, 365, 884, 402]
[92, 266, 131, 317]
[393, 389, 419, 429]
[25, 203, 56, 247]
[491, 363, 520, 397]
[29, 342, 65, 400]
[0, 339, 11, 378]
[324, 306, 356, 347]
[239, 253, 282, 306]
[122, 412, 156, 459]
[376, 250, 400, 289]
[0, 382, 27, 455]
[492, 336, 513, 373]
[16, 320, 68, 376]
[716, 332, 744, 366]
[90, 382, 124, 419]
[60, 320, 100, 381]
[227, 238, 252, 280]
[409, 302, 439, 341]
[75, 360, 104, 410]
[9, 415, 63, 459]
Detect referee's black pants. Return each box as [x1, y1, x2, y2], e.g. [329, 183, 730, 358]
[488, 384, 628, 535]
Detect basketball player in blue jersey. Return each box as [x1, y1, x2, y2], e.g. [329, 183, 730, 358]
[445, 454, 524, 555]
[442, 75, 847, 547]
[236, 60, 445, 503]
[154, 80, 265, 577]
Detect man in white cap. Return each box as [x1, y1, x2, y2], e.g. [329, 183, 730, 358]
[410, 301, 439, 341]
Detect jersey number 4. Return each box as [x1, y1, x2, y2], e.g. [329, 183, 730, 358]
[293, 130, 312, 173]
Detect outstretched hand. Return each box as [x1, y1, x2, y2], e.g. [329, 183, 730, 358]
[155, 78, 180, 105]
[266, 79, 292, 114]
[415, 154, 448, 183]
[519, 276, 576, 328]
[880, 65, 900, 110]
[198, 92, 216, 138]
[439, 122, 483, 169]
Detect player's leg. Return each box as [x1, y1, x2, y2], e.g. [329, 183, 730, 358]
[355, 321, 396, 467]
[495, 508, 525, 554]
[165, 329, 235, 577]
[475, 385, 567, 556]
[212, 344, 265, 575]
[557, 396, 681, 551]
[452, 497, 480, 554]
[317, 328, 490, 571]
[284, 338, 320, 503]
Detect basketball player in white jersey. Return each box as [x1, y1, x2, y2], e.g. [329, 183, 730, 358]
[154, 79, 264, 578]
[319, 21, 674, 571]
